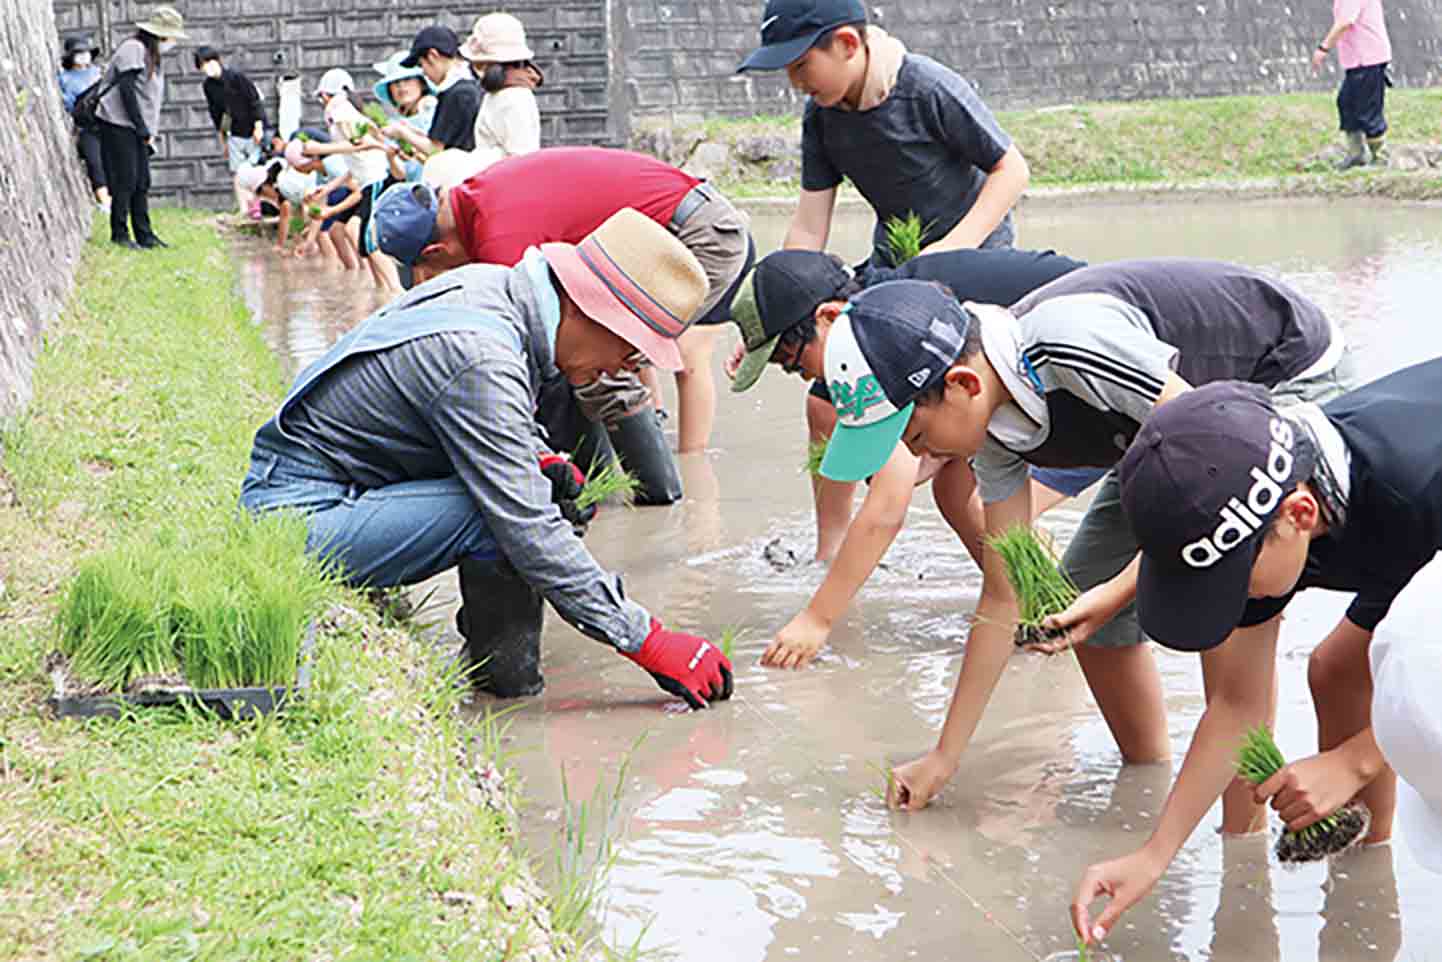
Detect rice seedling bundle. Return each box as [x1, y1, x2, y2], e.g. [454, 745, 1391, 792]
[307, 205, 323, 219]
[56, 513, 333, 693]
[985, 523, 1079, 646]
[1235, 725, 1371, 862]
[884, 212, 928, 266]
[803, 438, 828, 477]
[574, 456, 639, 511]
[362, 102, 390, 127]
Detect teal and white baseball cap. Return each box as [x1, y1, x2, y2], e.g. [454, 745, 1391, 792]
[819, 281, 971, 482]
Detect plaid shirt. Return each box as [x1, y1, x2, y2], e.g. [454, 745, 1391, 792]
[282, 254, 652, 651]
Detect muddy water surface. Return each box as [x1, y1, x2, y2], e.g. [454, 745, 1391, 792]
[233, 197, 1442, 962]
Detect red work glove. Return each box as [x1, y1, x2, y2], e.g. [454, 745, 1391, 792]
[537, 453, 595, 530]
[621, 619, 734, 710]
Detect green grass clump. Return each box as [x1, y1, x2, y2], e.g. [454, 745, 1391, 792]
[804, 438, 828, 477]
[884, 212, 929, 265]
[986, 524, 1079, 632]
[57, 513, 334, 692]
[717, 626, 741, 660]
[575, 455, 640, 511]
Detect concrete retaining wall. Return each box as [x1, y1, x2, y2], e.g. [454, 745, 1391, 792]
[2, 0, 92, 420]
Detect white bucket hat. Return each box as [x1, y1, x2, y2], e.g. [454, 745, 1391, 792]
[314, 67, 355, 98]
[460, 13, 535, 63]
[1370, 567, 1442, 874]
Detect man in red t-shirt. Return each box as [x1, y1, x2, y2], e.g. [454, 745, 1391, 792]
[371, 147, 755, 458]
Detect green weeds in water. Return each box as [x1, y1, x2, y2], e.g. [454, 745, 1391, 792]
[884, 212, 929, 265]
[550, 745, 640, 947]
[576, 455, 640, 511]
[718, 626, 741, 660]
[986, 524, 1079, 640]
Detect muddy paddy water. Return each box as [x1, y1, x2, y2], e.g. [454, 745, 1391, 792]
[233, 198, 1442, 962]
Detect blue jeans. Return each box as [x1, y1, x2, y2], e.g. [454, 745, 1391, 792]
[238, 436, 498, 589]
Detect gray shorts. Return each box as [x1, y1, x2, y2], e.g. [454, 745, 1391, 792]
[671, 186, 752, 325]
[227, 135, 261, 173]
[1063, 351, 1360, 648]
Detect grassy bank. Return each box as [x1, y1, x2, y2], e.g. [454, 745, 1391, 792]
[688, 88, 1442, 198]
[0, 211, 564, 959]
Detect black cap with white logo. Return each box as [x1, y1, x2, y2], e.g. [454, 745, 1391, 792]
[737, 0, 868, 71]
[1119, 381, 1315, 652]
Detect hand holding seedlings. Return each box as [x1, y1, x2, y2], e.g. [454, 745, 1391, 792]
[986, 524, 1080, 650]
[1252, 749, 1374, 834]
[1040, 581, 1130, 651]
[886, 748, 957, 811]
[1071, 846, 1167, 952]
[1235, 725, 1371, 862]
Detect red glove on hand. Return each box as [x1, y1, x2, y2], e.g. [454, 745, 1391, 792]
[622, 620, 734, 710]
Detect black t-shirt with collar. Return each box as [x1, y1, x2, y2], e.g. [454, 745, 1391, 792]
[428, 76, 481, 151]
[1240, 357, 1442, 631]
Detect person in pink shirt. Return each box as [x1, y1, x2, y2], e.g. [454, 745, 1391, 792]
[1312, 0, 1393, 168]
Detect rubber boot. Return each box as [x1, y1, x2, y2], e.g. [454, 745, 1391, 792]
[606, 407, 683, 505]
[455, 557, 544, 697]
[1337, 131, 1368, 171]
[1367, 135, 1389, 167]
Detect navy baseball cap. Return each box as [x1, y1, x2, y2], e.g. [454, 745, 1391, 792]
[737, 0, 868, 72]
[819, 280, 971, 482]
[368, 182, 440, 266]
[1119, 382, 1316, 652]
[401, 25, 461, 67]
[732, 250, 853, 393]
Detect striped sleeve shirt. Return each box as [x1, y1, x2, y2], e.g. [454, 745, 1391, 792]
[970, 294, 1179, 504]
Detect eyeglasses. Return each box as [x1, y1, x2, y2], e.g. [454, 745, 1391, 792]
[771, 325, 815, 375]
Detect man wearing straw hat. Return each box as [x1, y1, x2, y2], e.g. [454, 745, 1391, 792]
[239, 209, 734, 710]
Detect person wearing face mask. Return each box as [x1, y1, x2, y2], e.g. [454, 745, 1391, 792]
[459, 13, 543, 162]
[95, 6, 187, 249]
[57, 33, 111, 212]
[194, 45, 268, 212]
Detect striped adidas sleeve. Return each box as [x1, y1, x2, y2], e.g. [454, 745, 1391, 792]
[1018, 293, 1179, 428]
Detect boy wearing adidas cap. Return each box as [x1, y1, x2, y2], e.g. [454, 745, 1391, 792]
[819, 260, 1352, 818]
[727, 246, 1084, 668]
[1069, 358, 1442, 946]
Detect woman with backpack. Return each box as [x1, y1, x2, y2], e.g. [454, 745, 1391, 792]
[94, 7, 187, 249]
[57, 34, 111, 212]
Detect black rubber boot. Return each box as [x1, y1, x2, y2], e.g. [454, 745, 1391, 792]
[455, 557, 544, 698]
[607, 407, 683, 505]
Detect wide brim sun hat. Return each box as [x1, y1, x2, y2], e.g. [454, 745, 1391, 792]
[135, 5, 188, 40]
[460, 12, 535, 63]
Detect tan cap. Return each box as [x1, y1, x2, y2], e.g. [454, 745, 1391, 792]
[136, 5, 188, 39]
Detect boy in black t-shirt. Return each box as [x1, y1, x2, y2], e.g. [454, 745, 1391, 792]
[1067, 360, 1442, 949]
[393, 25, 480, 156]
[737, 0, 1029, 266]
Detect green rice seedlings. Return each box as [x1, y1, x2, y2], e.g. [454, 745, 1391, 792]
[884, 212, 929, 266]
[1075, 931, 1091, 962]
[574, 456, 640, 511]
[717, 626, 741, 660]
[397, 138, 415, 157]
[986, 523, 1079, 647]
[1235, 725, 1372, 863]
[865, 760, 895, 803]
[349, 120, 371, 146]
[57, 545, 179, 691]
[295, 131, 312, 143]
[803, 438, 828, 477]
[307, 204, 323, 219]
[362, 102, 390, 128]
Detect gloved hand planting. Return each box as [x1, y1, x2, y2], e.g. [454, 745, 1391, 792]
[538, 453, 596, 531]
[622, 619, 734, 710]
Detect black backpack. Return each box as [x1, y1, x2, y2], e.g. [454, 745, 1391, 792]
[71, 76, 114, 130]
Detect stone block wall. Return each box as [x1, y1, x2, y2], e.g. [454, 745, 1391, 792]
[51, 0, 612, 208]
[614, 0, 1442, 122]
[2, 0, 92, 420]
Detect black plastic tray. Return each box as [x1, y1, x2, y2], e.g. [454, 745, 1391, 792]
[47, 622, 317, 720]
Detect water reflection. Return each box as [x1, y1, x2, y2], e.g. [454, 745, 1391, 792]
[232, 196, 1442, 962]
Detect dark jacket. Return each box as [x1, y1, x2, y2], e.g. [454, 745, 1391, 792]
[202, 66, 266, 137]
